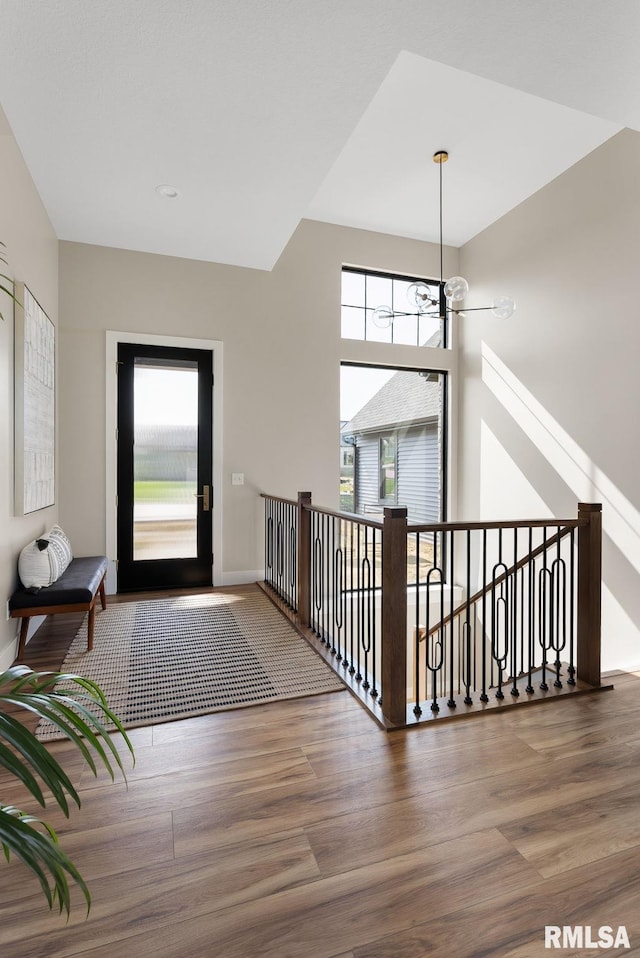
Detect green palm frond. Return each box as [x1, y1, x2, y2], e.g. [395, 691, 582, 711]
[0, 665, 134, 915]
[0, 807, 90, 914]
[0, 241, 20, 320]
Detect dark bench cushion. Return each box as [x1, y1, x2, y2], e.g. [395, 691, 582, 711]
[9, 556, 108, 611]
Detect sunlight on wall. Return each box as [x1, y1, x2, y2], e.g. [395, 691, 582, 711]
[480, 420, 552, 520]
[481, 343, 640, 671]
[481, 342, 640, 578]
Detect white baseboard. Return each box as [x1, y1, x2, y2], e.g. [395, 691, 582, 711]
[221, 570, 264, 587]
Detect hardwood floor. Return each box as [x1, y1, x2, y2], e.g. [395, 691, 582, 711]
[1, 590, 640, 957]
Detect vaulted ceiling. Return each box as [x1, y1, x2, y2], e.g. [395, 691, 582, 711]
[0, 1, 635, 269]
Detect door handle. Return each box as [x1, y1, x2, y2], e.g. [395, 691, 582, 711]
[193, 486, 210, 511]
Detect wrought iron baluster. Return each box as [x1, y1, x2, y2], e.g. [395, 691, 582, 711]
[480, 528, 488, 702]
[290, 504, 297, 610]
[551, 527, 566, 688]
[567, 527, 576, 685]
[334, 518, 344, 661]
[349, 520, 355, 675]
[447, 529, 456, 708]
[414, 532, 422, 716]
[313, 513, 322, 637]
[511, 527, 520, 697]
[463, 529, 472, 705]
[526, 526, 535, 693]
[371, 527, 379, 699]
[266, 508, 274, 587]
[361, 526, 371, 690]
[426, 564, 445, 712]
[355, 522, 362, 682]
[539, 526, 550, 691]
[492, 530, 508, 700]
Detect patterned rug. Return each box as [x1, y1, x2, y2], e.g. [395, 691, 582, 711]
[35, 590, 345, 739]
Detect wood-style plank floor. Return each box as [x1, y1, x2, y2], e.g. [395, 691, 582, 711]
[1, 586, 640, 957]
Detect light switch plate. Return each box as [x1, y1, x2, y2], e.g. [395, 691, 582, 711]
[231, 472, 244, 486]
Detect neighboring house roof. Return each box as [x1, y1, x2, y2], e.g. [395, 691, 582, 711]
[343, 370, 441, 435]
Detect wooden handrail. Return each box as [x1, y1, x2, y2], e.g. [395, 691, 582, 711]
[262, 492, 583, 535]
[419, 524, 575, 641]
[260, 492, 298, 506]
[409, 517, 581, 534]
[302, 503, 384, 529]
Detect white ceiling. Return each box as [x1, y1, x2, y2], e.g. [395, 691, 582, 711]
[0, 1, 635, 270]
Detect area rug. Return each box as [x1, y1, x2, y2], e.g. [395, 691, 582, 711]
[35, 590, 345, 739]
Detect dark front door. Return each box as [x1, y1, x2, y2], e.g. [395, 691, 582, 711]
[116, 343, 213, 591]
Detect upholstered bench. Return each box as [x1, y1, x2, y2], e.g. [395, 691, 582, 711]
[9, 555, 108, 662]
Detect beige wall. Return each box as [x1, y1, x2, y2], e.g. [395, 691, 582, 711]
[59, 224, 457, 584]
[4, 100, 637, 672]
[458, 128, 640, 671]
[0, 106, 58, 669]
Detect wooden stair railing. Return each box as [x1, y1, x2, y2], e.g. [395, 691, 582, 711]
[261, 493, 605, 729]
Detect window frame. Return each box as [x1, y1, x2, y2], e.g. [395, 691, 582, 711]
[378, 432, 398, 504]
[341, 265, 448, 350]
[340, 361, 448, 526]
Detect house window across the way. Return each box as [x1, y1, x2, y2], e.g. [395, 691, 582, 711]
[379, 435, 397, 501]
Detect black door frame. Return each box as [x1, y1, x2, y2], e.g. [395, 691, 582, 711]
[116, 342, 213, 591]
[106, 332, 222, 595]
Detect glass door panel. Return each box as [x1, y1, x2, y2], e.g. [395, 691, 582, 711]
[133, 359, 198, 560]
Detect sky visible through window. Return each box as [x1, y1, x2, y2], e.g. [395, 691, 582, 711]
[340, 365, 394, 421]
[134, 366, 198, 426]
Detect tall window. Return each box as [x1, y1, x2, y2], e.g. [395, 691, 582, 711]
[340, 363, 446, 524]
[341, 266, 445, 348]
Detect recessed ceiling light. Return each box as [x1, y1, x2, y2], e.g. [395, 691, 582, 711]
[155, 184, 181, 199]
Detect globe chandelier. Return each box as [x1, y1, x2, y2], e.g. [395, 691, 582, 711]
[372, 150, 516, 330]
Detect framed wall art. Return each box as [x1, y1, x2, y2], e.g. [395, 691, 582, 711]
[14, 283, 55, 515]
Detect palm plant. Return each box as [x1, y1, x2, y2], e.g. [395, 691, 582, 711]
[1, 240, 19, 320]
[0, 665, 134, 915]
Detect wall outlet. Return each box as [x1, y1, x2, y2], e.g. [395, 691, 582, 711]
[231, 472, 244, 486]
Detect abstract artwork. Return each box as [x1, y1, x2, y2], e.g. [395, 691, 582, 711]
[14, 283, 55, 514]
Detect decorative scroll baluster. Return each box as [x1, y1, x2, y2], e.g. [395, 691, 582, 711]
[371, 527, 379, 699]
[480, 529, 488, 703]
[552, 527, 566, 688]
[463, 530, 472, 705]
[313, 513, 322, 638]
[539, 525, 550, 691]
[567, 527, 576, 685]
[413, 532, 422, 717]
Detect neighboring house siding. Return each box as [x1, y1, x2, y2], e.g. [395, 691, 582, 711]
[397, 424, 439, 523]
[354, 423, 440, 522]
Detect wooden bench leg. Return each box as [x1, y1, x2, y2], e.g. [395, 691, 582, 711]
[98, 576, 107, 610]
[17, 618, 29, 662]
[87, 603, 96, 652]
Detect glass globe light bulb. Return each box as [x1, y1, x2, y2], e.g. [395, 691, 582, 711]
[491, 295, 516, 320]
[444, 276, 469, 303]
[407, 282, 436, 313]
[372, 306, 393, 329]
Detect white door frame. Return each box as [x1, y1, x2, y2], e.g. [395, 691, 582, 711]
[105, 330, 223, 593]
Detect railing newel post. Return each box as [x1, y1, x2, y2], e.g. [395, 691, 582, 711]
[297, 491, 312, 632]
[577, 502, 602, 688]
[382, 506, 408, 727]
